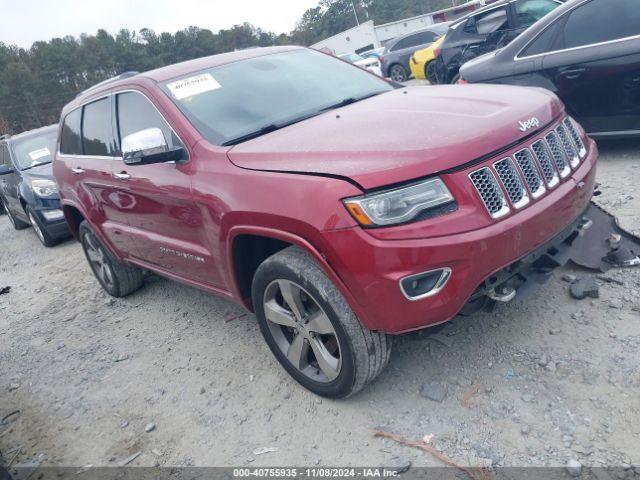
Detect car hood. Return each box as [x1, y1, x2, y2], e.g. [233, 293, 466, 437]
[21, 162, 55, 181]
[227, 85, 564, 190]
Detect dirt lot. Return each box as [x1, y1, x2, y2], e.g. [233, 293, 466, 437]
[1, 139, 639, 472]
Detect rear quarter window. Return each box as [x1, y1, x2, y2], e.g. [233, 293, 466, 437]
[59, 109, 82, 155]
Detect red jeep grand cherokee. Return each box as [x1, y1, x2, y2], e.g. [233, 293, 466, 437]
[53, 46, 597, 397]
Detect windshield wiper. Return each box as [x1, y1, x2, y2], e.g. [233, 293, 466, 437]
[222, 91, 385, 146]
[21, 160, 52, 171]
[222, 111, 324, 146]
[319, 91, 384, 113]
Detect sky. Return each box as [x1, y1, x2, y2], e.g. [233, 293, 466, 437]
[0, 0, 320, 49]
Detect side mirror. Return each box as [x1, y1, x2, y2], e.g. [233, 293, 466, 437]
[0, 164, 14, 175]
[122, 128, 185, 166]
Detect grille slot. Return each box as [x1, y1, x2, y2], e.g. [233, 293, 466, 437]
[493, 158, 529, 209]
[544, 131, 571, 178]
[564, 117, 587, 158]
[514, 148, 546, 199]
[469, 167, 510, 219]
[531, 140, 560, 189]
[556, 123, 580, 169]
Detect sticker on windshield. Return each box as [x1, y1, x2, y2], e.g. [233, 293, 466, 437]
[166, 73, 221, 100]
[28, 147, 51, 161]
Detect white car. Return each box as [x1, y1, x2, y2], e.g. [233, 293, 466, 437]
[338, 53, 382, 77]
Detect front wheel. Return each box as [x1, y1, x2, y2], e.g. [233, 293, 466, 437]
[79, 221, 144, 297]
[26, 206, 58, 247]
[252, 246, 392, 398]
[389, 64, 408, 83]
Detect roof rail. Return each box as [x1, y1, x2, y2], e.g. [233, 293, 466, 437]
[77, 71, 140, 98]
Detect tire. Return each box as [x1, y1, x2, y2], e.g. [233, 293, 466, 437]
[425, 61, 438, 84]
[79, 220, 144, 297]
[252, 246, 392, 398]
[451, 73, 461, 85]
[389, 64, 408, 83]
[1, 196, 29, 230]
[26, 206, 58, 247]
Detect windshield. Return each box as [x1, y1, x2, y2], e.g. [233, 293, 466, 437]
[339, 53, 364, 63]
[11, 129, 57, 170]
[161, 49, 393, 146]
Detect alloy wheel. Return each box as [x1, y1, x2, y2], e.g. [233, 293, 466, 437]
[390, 65, 407, 83]
[28, 212, 45, 244]
[263, 279, 342, 383]
[84, 233, 114, 289]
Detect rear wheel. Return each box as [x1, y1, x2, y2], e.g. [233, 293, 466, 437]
[425, 61, 438, 84]
[252, 246, 392, 398]
[79, 221, 144, 297]
[389, 64, 408, 83]
[1, 197, 29, 230]
[26, 206, 58, 247]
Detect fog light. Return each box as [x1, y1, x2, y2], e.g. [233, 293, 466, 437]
[400, 268, 451, 301]
[41, 209, 64, 221]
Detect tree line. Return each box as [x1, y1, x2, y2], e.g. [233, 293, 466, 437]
[0, 0, 462, 134]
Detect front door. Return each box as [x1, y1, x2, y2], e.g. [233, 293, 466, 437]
[539, 0, 640, 134]
[111, 90, 218, 286]
[0, 142, 21, 216]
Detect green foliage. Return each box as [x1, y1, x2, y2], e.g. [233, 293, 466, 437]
[0, 23, 284, 134]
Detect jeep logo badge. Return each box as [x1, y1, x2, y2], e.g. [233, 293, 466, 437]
[518, 117, 540, 132]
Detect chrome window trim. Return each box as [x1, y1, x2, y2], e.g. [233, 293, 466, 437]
[112, 89, 190, 163]
[57, 89, 189, 162]
[399, 267, 452, 302]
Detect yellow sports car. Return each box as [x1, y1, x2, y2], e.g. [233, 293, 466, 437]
[410, 35, 446, 82]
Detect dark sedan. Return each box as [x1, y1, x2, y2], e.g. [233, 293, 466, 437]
[460, 0, 640, 138]
[432, 0, 561, 84]
[381, 23, 450, 82]
[0, 125, 70, 246]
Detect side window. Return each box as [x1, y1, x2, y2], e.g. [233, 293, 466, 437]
[465, 8, 509, 35]
[562, 0, 640, 50]
[521, 21, 562, 57]
[390, 38, 407, 52]
[81, 98, 115, 156]
[404, 31, 435, 48]
[116, 92, 183, 151]
[515, 0, 559, 27]
[59, 109, 82, 155]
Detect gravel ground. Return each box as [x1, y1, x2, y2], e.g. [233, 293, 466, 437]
[1, 139, 639, 472]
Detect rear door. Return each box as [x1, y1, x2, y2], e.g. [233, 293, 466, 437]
[538, 0, 640, 134]
[58, 97, 131, 254]
[111, 90, 218, 286]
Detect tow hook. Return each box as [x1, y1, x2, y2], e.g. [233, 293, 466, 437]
[487, 285, 516, 303]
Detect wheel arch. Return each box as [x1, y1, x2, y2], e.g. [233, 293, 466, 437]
[61, 202, 87, 240]
[227, 226, 371, 327]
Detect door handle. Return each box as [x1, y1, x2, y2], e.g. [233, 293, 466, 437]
[71, 167, 85, 175]
[113, 172, 131, 181]
[559, 67, 586, 79]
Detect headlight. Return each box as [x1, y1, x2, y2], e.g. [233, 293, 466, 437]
[31, 179, 59, 198]
[343, 177, 455, 227]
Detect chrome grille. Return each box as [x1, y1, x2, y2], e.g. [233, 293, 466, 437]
[494, 158, 529, 209]
[469, 116, 586, 220]
[531, 140, 560, 188]
[564, 117, 586, 158]
[556, 123, 580, 169]
[469, 167, 510, 219]
[544, 131, 571, 178]
[514, 148, 546, 199]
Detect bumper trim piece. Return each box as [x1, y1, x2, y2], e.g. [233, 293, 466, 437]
[399, 267, 452, 301]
